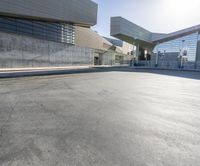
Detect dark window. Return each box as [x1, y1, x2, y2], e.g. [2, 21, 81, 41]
[0, 17, 17, 33]
[0, 16, 75, 44]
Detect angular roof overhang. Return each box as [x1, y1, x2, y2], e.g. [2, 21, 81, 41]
[111, 17, 200, 49]
[152, 24, 200, 43]
[112, 33, 155, 51]
[0, 0, 98, 27]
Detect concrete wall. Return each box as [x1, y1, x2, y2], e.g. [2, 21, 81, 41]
[0, 32, 95, 68]
[99, 51, 130, 66]
[75, 26, 112, 50]
[100, 52, 115, 65]
[0, 0, 97, 27]
[122, 42, 134, 55]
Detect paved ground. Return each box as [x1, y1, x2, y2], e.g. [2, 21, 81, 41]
[0, 69, 200, 166]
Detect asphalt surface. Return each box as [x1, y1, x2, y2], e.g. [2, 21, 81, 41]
[0, 69, 200, 166]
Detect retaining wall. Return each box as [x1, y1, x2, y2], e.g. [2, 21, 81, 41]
[0, 32, 95, 68]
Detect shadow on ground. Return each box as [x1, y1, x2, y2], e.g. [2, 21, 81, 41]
[0, 66, 200, 80]
[128, 68, 200, 80]
[80, 67, 200, 80]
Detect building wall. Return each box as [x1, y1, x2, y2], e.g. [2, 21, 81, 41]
[0, 0, 97, 26]
[75, 26, 112, 50]
[0, 16, 75, 44]
[104, 37, 134, 55]
[0, 32, 95, 68]
[122, 42, 134, 55]
[100, 51, 116, 65]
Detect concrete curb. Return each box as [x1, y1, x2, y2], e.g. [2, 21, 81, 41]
[0, 67, 98, 78]
[0, 66, 199, 79]
[0, 65, 132, 79]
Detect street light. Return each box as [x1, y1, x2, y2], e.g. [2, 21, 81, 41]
[155, 42, 159, 67]
[180, 40, 185, 69]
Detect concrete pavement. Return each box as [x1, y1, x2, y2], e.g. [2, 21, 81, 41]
[0, 69, 200, 165]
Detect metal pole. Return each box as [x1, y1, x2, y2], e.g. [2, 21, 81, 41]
[156, 42, 159, 67]
[181, 40, 185, 69]
[132, 42, 135, 67]
[180, 55, 183, 69]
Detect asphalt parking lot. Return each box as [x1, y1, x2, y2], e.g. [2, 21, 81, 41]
[0, 69, 200, 166]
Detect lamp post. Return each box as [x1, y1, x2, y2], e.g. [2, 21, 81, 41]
[156, 42, 159, 67]
[180, 40, 185, 69]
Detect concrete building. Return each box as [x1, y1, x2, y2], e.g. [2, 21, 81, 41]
[111, 17, 200, 70]
[75, 26, 132, 65]
[104, 37, 134, 56]
[0, 0, 98, 68]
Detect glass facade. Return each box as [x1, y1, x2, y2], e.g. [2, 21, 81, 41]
[198, 33, 200, 41]
[0, 16, 75, 44]
[153, 32, 199, 62]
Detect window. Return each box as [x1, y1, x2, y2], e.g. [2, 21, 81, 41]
[0, 16, 75, 44]
[153, 32, 199, 62]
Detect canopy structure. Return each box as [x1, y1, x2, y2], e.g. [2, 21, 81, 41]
[111, 17, 200, 51]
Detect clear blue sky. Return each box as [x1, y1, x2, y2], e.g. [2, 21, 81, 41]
[92, 0, 200, 37]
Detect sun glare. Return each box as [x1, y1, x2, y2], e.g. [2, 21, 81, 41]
[163, 0, 200, 15]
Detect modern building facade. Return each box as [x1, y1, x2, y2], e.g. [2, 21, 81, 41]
[0, 0, 98, 68]
[105, 37, 134, 56]
[75, 26, 132, 65]
[111, 17, 200, 70]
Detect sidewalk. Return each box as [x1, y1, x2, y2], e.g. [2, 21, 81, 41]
[0, 66, 93, 78]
